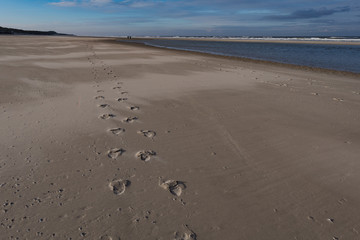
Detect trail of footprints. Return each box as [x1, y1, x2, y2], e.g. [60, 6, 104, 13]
[88, 48, 196, 238]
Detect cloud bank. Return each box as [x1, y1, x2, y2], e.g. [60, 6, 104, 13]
[44, 0, 360, 36]
[265, 6, 350, 20]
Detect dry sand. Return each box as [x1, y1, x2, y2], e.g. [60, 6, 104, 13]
[1, 36, 360, 240]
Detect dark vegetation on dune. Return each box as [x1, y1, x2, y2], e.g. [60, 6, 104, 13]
[0, 26, 71, 36]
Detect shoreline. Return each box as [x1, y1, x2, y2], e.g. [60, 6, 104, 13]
[4, 35, 358, 75]
[111, 38, 360, 77]
[120, 36, 360, 45]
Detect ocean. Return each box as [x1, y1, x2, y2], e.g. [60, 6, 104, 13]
[121, 38, 360, 74]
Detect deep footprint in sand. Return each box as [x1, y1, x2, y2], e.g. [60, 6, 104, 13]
[138, 130, 156, 138]
[130, 106, 140, 111]
[109, 179, 130, 195]
[100, 114, 116, 120]
[136, 150, 156, 162]
[117, 97, 128, 102]
[333, 97, 344, 102]
[113, 86, 122, 90]
[98, 104, 109, 108]
[99, 235, 113, 240]
[159, 179, 186, 197]
[123, 117, 138, 123]
[108, 148, 125, 159]
[108, 128, 125, 135]
[174, 225, 197, 240]
[95, 96, 105, 100]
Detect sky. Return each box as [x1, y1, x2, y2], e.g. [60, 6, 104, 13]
[1, 0, 360, 36]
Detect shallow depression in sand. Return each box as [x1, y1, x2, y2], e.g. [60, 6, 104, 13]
[109, 179, 131, 195]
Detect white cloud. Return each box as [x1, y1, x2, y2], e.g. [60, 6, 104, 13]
[49, 1, 77, 7]
[49, 0, 166, 9]
[130, 1, 155, 8]
[89, 0, 113, 6]
[49, 0, 114, 7]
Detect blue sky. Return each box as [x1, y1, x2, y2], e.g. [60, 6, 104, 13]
[1, 0, 359, 36]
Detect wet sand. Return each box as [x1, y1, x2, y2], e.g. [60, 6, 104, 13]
[1, 36, 360, 239]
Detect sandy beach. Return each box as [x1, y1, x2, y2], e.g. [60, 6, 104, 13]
[1, 35, 360, 240]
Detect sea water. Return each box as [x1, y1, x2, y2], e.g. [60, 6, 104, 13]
[124, 38, 360, 74]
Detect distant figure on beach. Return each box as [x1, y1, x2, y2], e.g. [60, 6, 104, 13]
[127, 36, 132, 39]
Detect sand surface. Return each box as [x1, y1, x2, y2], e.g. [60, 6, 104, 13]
[1, 36, 360, 240]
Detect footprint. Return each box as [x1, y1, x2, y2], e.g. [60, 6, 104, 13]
[100, 235, 113, 240]
[130, 106, 140, 111]
[159, 179, 186, 197]
[307, 216, 315, 221]
[136, 150, 156, 162]
[109, 179, 130, 195]
[108, 148, 125, 159]
[174, 225, 197, 240]
[95, 96, 105, 100]
[123, 117, 138, 123]
[98, 104, 109, 108]
[97, 90, 104, 93]
[117, 98, 128, 102]
[121, 91, 128, 95]
[113, 86, 122, 90]
[108, 128, 125, 135]
[138, 130, 156, 138]
[100, 114, 116, 120]
[333, 97, 344, 102]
